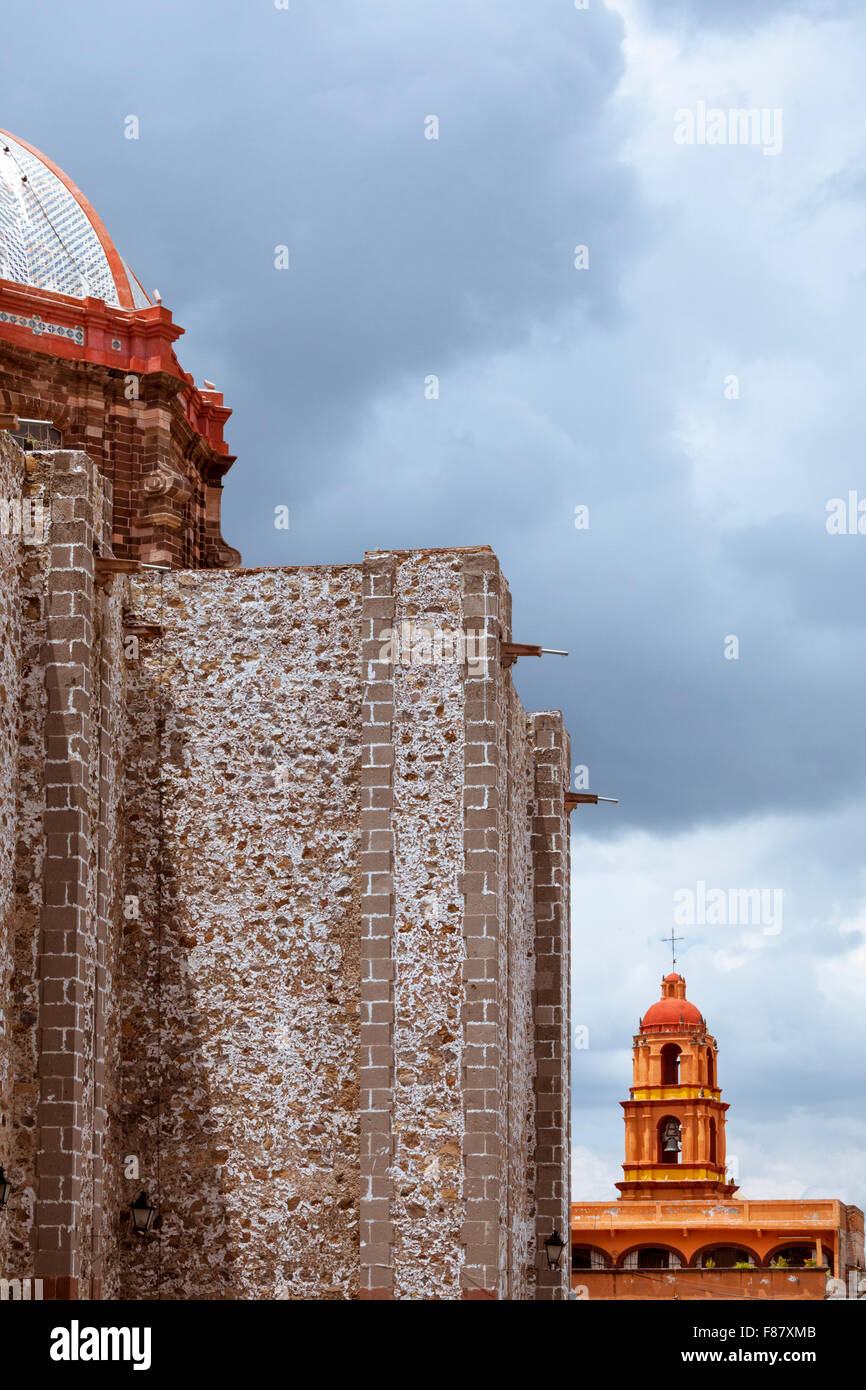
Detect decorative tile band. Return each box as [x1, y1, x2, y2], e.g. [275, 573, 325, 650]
[0, 311, 84, 345]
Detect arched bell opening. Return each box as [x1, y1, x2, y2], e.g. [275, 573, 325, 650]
[658, 1114, 681, 1165]
[660, 1042, 681, 1086]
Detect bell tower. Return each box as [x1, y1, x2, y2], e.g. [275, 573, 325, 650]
[616, 973, 738, 1201]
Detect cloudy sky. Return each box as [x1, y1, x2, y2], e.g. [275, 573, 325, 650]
[3, 0, 865, 1207]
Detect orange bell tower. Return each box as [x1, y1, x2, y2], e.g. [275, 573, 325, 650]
[616, 973, 738, 1201]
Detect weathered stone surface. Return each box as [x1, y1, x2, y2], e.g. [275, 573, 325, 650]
[0, 438, 572, 1300]
[0, 441, 125, 1295]
[117, 565, 364, 1300]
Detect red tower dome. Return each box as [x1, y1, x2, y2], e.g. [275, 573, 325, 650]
[640, 973, 705, 1032]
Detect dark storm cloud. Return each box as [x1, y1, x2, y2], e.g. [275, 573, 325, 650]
[3, 0, 866, 843]
[2, 0, 637, 502]
[511, 512, 866, 831]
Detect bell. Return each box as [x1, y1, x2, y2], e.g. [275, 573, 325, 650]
[662, 1121, 680, 1152]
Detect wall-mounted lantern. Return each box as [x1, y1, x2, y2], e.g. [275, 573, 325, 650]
[544, 1229, 566, 1271]
[129, 1191, 157, 1236]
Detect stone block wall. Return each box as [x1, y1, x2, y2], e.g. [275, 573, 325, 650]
[117, 546, 571, 1299]
[0, 434, 572, 1300]
[115, 563, 365, 1300]
[530, 712, 571, 1299]
[0, 430, 24, 1277]
[0, 441, 126, 1296]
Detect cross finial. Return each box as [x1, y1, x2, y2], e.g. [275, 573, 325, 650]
[661, 927, 684, 972]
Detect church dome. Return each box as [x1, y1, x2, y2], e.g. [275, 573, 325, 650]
[0, 129, 150, 309]
[640, 973, 705, 1031]
[641, 998, 703, 1028]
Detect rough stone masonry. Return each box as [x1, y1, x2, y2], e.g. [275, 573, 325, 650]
[0, 433, 572, 1300]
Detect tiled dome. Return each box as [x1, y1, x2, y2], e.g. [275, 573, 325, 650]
[0, 129, 150, 310]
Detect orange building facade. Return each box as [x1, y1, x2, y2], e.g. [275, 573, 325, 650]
[571, 974, 865, 1298]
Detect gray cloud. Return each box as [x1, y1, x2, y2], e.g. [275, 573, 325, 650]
[6, 0, 865, 837]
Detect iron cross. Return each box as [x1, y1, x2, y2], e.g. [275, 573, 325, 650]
[662, 927, 684, 971]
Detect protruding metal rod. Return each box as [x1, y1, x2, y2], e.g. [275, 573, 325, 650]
[564, 792, 619, 811]
[540, 648, 568, 655]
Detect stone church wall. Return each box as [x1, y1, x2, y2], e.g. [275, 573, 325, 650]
[113, 547, 571, 1299]
[0, 434, 572, 1299]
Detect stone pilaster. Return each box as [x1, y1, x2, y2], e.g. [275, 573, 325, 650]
[460, 550, 504, 1299]
[531, 712, 571, 1299]
[388, 552, 465, 1299]
[358, 553, 397, 1297]
[35, 452, 97, 1298]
